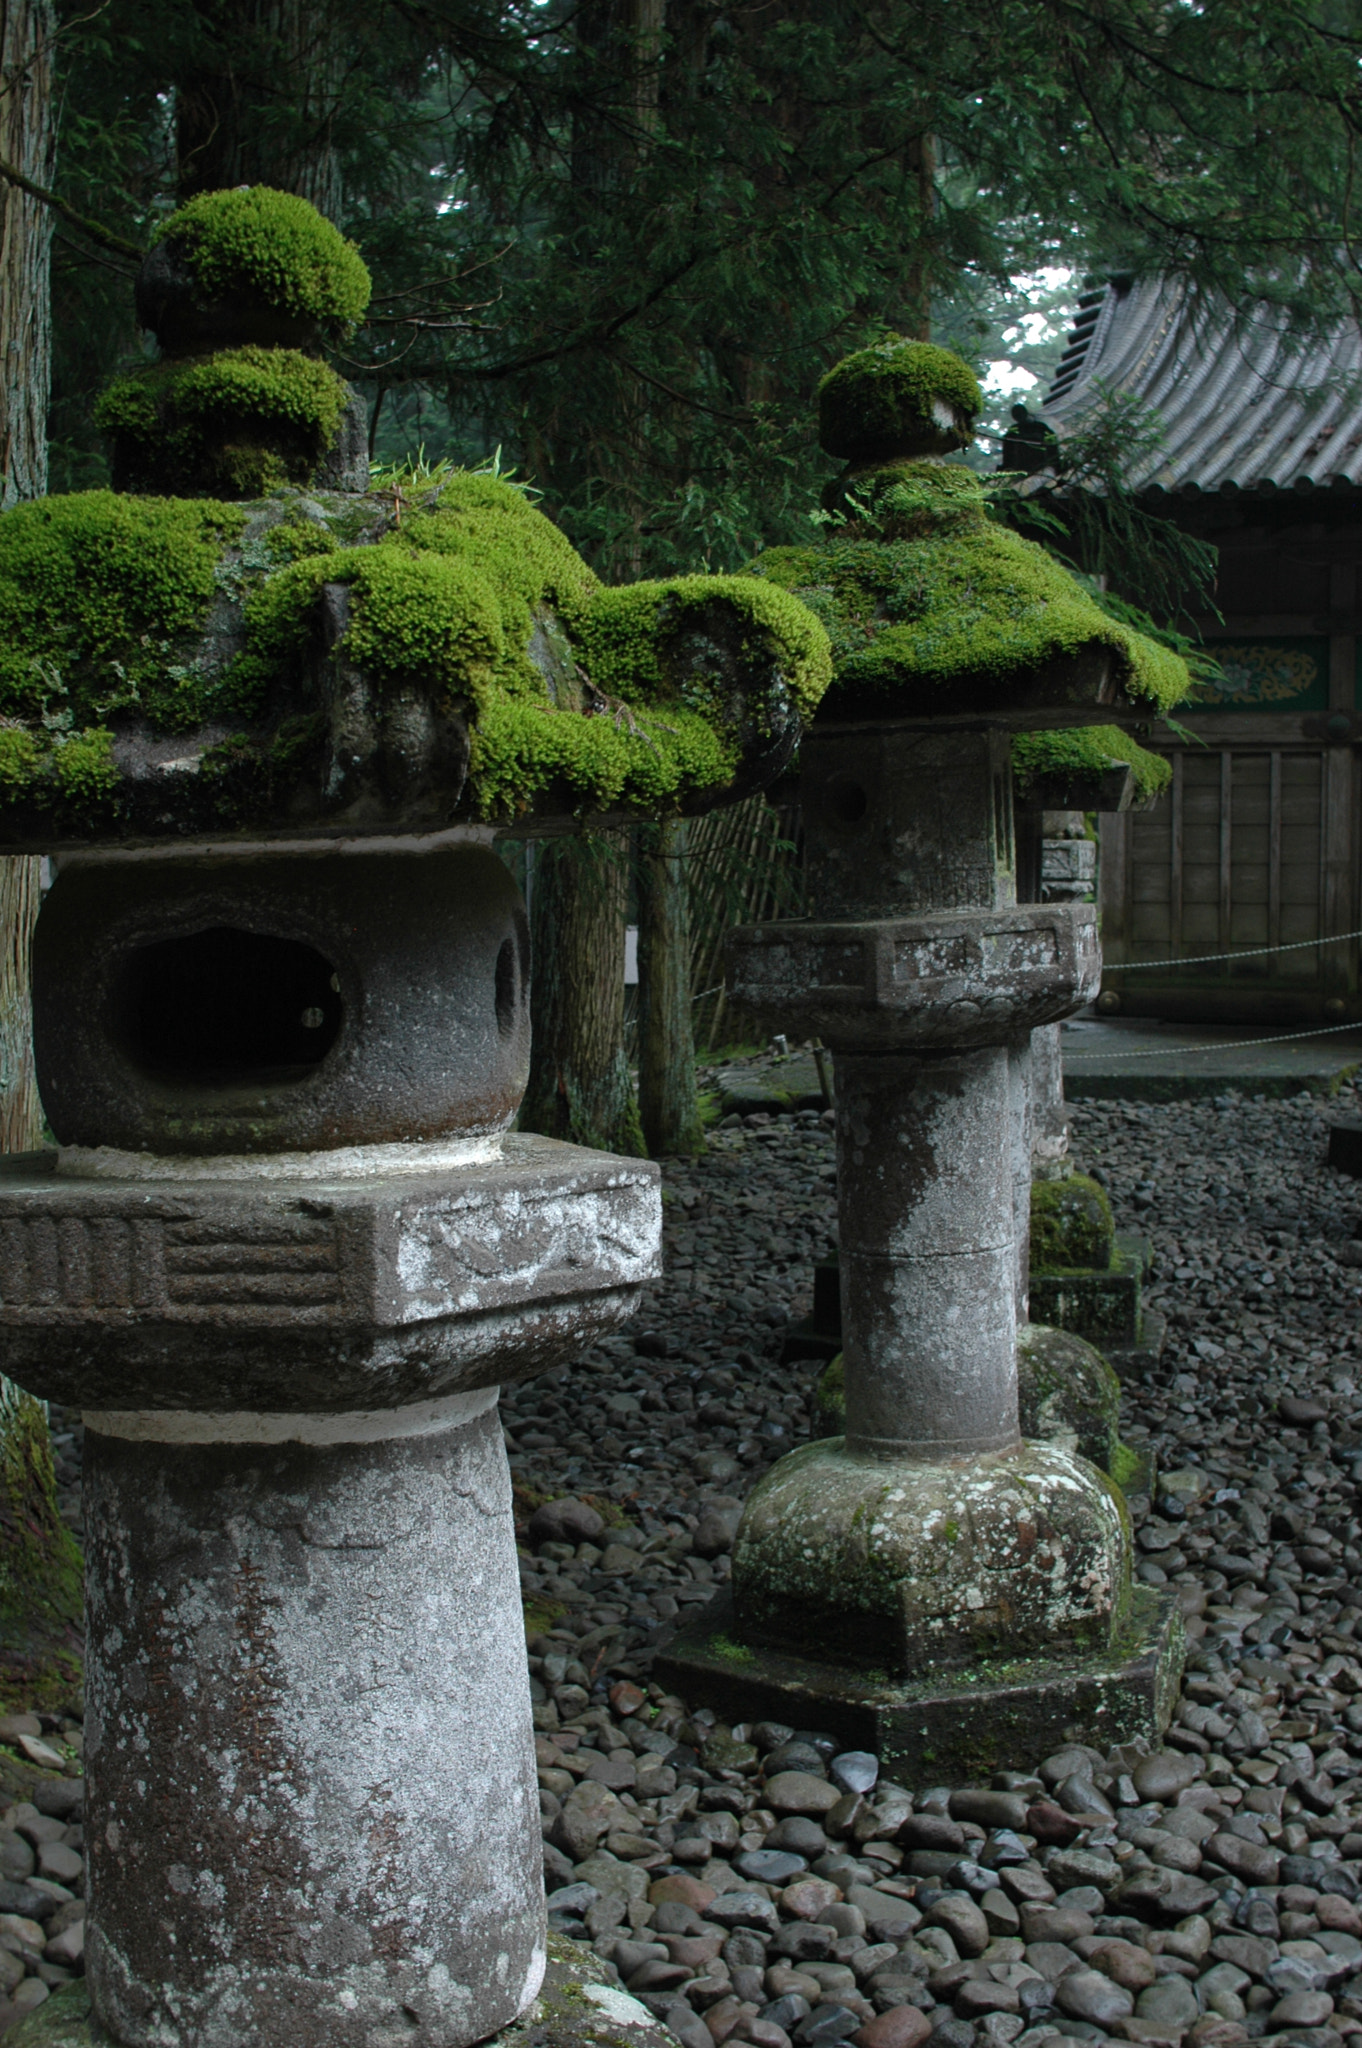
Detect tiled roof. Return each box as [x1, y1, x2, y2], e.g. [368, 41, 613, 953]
[1040, 276, 1362, 497]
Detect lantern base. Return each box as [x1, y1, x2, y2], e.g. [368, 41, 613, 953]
[655, 1580, 1183, 1785]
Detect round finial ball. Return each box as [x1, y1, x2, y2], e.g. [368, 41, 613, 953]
[137, 186, 371, 354]
[818, 339, 982, 462]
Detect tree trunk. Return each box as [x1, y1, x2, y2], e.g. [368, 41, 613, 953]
[0, 0, 81, 1712]
[0, 0, 54, 509]
[176, 0, 344, 219]
[0, 854, 41, 1153]
[637, 818, 703, 1156]
[521, 832, 644, 1156]
[0, 0, 51, 1156]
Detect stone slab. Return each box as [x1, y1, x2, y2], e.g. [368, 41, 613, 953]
[0, 1134, 659, 1411]
[1029, 1235, 1147, 1350]
[727, 903, 1100, 1051]
[656, 1583, 1184, 1785]
[1062, 1017, 1362, 1101]
[2, 1935, 683, 2048]
[713, 1053, 827, 1117]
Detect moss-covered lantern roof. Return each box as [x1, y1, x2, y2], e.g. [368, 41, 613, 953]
[744, 336, 1191, 729]
[0, 191, 832, 850]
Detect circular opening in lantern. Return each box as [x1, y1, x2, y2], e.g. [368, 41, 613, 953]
[115, 925, 343, 1085]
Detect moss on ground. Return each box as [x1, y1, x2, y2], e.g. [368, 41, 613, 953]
[96, 347, 352, 497]
[1012, 724, 1171, 799]
[152, 186, 371, 334]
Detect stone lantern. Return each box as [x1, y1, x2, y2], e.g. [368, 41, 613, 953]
[0, 188, 830, 2047]
[661, 339, 1187, 1775]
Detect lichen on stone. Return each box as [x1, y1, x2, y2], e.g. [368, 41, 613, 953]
[1012, 724, 1171, 799]
[96, 347, 352, 497]
[0, 1386, 84, 1713]
[151, 186, 371, 334]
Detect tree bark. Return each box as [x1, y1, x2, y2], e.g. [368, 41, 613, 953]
[521, 832, 644, 1156]
[0, 0, 80, 1711]
[0, 0, 54, 509]
[637, 817, 703, 1156]
[176, 0, 344, 219]
[0, 0, 51, 1158]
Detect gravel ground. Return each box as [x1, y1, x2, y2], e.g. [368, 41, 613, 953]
[9, 1073, 1362, 2048]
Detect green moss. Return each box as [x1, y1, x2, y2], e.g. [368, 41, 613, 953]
[0, 490, 246, 746]
[709, 1633, 755, 1665]
[96, 347, 351, 497]
[1108, 1440, 1145, 1492]
[0, 474, 832, 830]
[1030, 1172, 1115, 1273]
[1013, 724, 1171, 798]
[818, 338, 982, 460]
[0, 1391, 83, 1714]
[152, 186, 371, 333]
[579, 574, 832, 725]
[747, 464, 1188, 714]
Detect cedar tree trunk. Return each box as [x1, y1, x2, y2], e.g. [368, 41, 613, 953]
[637, 817, 703, 1156]
[521, 832, 644, 1157]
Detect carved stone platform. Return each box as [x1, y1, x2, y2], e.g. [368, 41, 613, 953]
[657, 1582, 1183, 1785]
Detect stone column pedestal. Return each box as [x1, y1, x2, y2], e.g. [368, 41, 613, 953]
[2, 843, 661, 2047]
[658, 726, 1182, 1778]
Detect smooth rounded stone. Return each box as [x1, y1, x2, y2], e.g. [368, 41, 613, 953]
[768, 1821, 830, 1858]
[926, 1896, 990, 1960]
[1132, 1755, 1201, 1804]
[853, 2008, 932, 2048]
[1021, 1908, 1095, 1945]
[795, 2003, 863, 2044]
[694, 1501, 744, 1559]
[1040, 1751, 1104, 1792]
[1087, 1941, 1156, 1992]
[529, 1497, 606, 1547]
[950, 1791, 1031, 1834]
[956, 1980, 1022, 2019]
[1135, 1976, 1201, 2029]
[831, 1754, 879, 1799]
[767, 1746, 832, 1779]
[705, 1894, 783, 1936]
[0, 1833, 35, 1884]
[1269, 1990, 1335, 2027]
[899, 1817, 966, 1854]
[1024, 1943, 1085, 1984]
[1047, 1852, 1120, 1898]
[1054, 1778, 1114, 1821]
[737, 1851, 810, 1885]
[1055, 1970, 1135, 2027]
[766, 1774, 843, 1818]
[1201, 1836, 1279, 1887]
[782, 1880, 843, 1923]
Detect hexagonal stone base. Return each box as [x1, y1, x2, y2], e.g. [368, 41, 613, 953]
[656, 1583, 1184, 1784]
[6, 1936, 681, 2048]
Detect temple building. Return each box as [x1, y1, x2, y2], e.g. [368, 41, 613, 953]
[1018, 274, 1362, 1023]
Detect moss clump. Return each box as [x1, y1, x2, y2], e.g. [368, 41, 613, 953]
[1013, 724, 1171, 799]
[152, 186, 371, 334]
[96, 347, 352, 497]
[0, 1390, 83, 1714]
[747, 462, 1188, 715]
[1030, 1172, 1115, 1273]
[0, 490, 246, 767]
[0, 473, 831, 834]
[819, 339, 982, 461]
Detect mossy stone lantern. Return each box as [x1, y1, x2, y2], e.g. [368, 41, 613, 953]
[660, 339, 1187, 1774]
[0, 189, 831, 2048]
